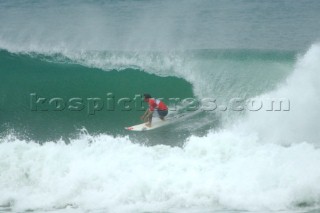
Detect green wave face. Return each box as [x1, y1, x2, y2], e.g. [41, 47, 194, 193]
[0, 49, 295, 143]
[0, 50, 195, 143]
[1, 1, 320, 212]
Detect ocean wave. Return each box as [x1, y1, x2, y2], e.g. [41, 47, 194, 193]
[0, 44, 320, 212]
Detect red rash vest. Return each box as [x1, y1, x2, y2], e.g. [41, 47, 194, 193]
[148, 98, 168, 111]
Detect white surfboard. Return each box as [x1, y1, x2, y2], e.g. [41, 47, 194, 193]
[125, 114, 185, 131]
[125, 118, 170, 131]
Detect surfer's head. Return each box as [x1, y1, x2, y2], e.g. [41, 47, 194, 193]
[143, 93, 152, 102]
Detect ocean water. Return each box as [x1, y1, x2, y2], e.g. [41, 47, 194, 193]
[0, 0, 320, 212]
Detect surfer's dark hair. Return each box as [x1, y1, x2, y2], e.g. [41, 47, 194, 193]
[143, 94, 152, 99]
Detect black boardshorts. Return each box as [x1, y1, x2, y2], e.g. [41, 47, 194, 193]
[157, 109, 168, 117]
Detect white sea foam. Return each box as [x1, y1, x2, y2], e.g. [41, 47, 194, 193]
[242, 43, 320, 145]
[1, 45, 320, 212]
[1, 1, 319, 210]
[0, 128, 320, 212]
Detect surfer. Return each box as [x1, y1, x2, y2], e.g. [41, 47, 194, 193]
[141, 94, 168, 127]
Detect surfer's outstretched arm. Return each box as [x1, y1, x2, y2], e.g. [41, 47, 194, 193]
[140, 109, 148, 121]
[141, 109, 153, 123]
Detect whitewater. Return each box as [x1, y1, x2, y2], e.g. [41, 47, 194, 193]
[0, 44, 319, 212]
[1, 0, 320, 212]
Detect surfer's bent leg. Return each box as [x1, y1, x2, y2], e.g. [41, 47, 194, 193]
[157, 109, 168, 121]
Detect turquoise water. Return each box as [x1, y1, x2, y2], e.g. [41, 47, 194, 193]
[0, 49, 294, 143]
[1, 0, 320, 212]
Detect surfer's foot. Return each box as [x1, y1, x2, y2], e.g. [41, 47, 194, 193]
[145, 123, 151, 127]
[160, 116, 165, 121]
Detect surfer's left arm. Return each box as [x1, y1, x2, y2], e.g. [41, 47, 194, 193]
[141, 109, 154, 122]
[141, 109, 152, 121]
